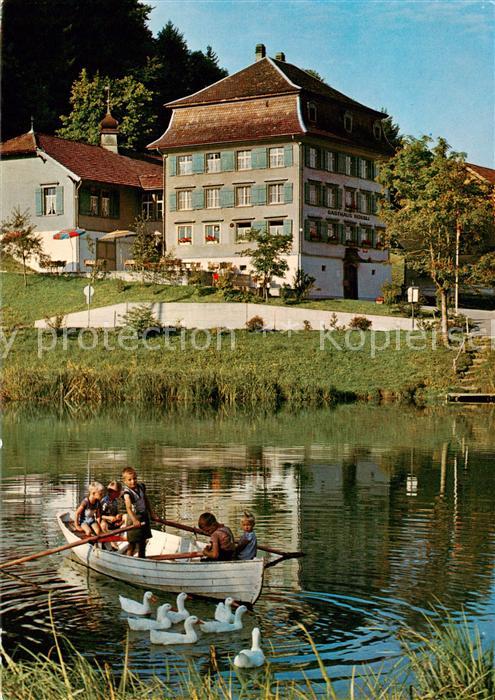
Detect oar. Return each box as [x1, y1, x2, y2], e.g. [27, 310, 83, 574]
[152, 517, 304, 559]
[0, 524, 141, 570]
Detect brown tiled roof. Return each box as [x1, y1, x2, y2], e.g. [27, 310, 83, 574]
[167, 56, 383, 117]
[466, 162, 495, 186]
[0, 132, 163, 189]
[148, 95, 304, 149]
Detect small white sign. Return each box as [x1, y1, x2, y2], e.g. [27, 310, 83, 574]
[407, 286, 419, 303]
[83, 284, 94, 302]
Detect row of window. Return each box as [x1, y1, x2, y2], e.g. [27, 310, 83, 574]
[305, 219, 384, 247]
[305, 182, 379, 214]
[170, 183, 293, 212]
[169, 146, 294, 176]
[79, 187, 120, 218]
[305, 145, 378, 180]
[176, 219, 293, 245]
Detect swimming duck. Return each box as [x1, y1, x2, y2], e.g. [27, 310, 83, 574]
[150, 615, 201, 645]
[127, 603, 172, 631]
[166, 591, 190, 624]
[233, 627, 265, 668]
[214, 596, 235, 623]
[119, 591, 157, 616]
[200, 605, 247, 633]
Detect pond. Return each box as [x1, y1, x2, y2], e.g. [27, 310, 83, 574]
[1, 404, 494, 694]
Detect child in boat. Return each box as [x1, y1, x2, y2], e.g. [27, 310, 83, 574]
[100, 480, 123, 532]
[235, 511, 257, 560]
[198, 512, 235, 561]
[74, 481, 104, 536]
[121, 467, 157, 558]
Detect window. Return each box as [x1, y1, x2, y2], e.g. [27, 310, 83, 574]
[308, 220, 319, 241]
[90, 194, 99, 216]
[142, 191, 163, 220]
[326, 187, 338, 208]
[345, 225, 353, 242]
[322, 265, 326, 271]
[100, 191, 110, 217]
[206, 152, 221, 172]
[237, 150, 252, 170]
[359, 192, 368, 213]
[204, 223, 220, 243]
[309, 147, 318, 168]
[177, 225, 192, 244]
[345, 189, 357, 211]
[269, 147, 284, 168]
[327, 221, 339, 242]
[43, 186, 57, 215]
[268, 183, 283, 204]
[205, 187, 220, 209]
[177, 155, 192, 175]
[326, 151, 335, 172]
[236, 222, 252, 242]
[177, 189, 193, 210]
[308, 101, 317, 122]
[236, 185, 251, 206]
[360, 227, 372, 246]
[308, 182, 319, 205]
[373, 121, 382, 140]
[269, 220, 284, 235]
[344, 111, 353, 133]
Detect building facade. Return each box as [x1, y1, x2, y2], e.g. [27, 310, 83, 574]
[149, 45, 393, 299]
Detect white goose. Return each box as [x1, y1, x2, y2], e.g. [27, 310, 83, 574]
[200, 605, 247, 633]
[150, 615, 201, 645]
[214, 597, 235, 623]
[127, 603, 172, 631]
[233, 627, 265, 668]
[119, 591, 157, 616]
[166, 592, 190, 624]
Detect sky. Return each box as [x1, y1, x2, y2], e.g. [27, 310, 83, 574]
[147, 0, 494, 167]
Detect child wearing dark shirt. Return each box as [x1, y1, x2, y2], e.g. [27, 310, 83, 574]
[198, 512, 235, 561]
[100, 480, 123, 532]
[121, 467, 157, 558]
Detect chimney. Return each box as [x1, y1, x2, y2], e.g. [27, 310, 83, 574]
[255, 44, 266, 62]
[275, 52, 286, 62]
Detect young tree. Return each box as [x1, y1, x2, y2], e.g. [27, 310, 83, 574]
[378, 137, 493, 344]
[0, 207, 46, 286]
[131, 216, 160, 283]
[57, 70, 155, 151]
[242, 227, 293, 300]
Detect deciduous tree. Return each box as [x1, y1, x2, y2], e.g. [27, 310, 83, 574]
[242, 227, 293, 300]
[0, 208, 46, 286]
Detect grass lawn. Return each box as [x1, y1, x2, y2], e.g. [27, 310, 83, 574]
[2, 272, 410, 327]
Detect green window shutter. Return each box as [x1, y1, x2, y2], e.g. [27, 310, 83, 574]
[252, 220, 267, 234]
[304, 145, 311, 167]
[337, 223, 345, 243]
[283, 182, 293, 203]
[371, 228, 376, 247]
[220, 151, 234, 171]
[304, 220, 311, 240]
[35, 187, 43, 216]
[220, 187, 234, 207]
[336, 188, 343, 209]
[169, 192, 177, 212]
[252, 148, 267, 169]
[55, 186, 64, 214]
[251, 184, 267, 205]
[168, 156, 177, 177]
[316, 182, 322, 206]
[337, 153, 346, 174]
[110, 191, 120, 218]
[316, 147, 322, 169]
[320, 220, 328, 242]
[350, 156, 358, 177]
[192, 189, 204, 209]
[284, 144, 293, 167]
[192, 153, 204, 174]
[304, 182, 311, 204]
[79, 188, 91, 215]
[283, 219, 293, 237]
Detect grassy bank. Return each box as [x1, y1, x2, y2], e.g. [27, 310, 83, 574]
[1, 616, 493, 699]
[2, 328, 455, 407]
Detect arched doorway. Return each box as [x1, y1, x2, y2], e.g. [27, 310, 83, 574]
[343, 261, 358, 299]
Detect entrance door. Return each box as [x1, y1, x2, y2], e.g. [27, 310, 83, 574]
[343, 262, 358, 299]
[96, 241, 117, 271]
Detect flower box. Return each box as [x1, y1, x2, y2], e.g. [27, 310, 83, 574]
[205, 235, 218, 243]
[360, 239, 372, 247]
[179, 237, 192, 244]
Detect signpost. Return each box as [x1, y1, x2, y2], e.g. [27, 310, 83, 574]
[407, 286, 419, 330]
[83, 285, 94, 328]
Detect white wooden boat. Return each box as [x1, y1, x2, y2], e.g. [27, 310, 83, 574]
[56, 511, 265, 605]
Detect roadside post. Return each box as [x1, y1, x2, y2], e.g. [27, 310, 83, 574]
[83, 284, 94, 328]
[407, 286, 419, 330]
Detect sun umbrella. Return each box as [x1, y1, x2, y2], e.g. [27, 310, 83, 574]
[53, 228, 86, 271]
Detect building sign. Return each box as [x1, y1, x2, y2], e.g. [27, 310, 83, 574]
[327, 209, 370, 221]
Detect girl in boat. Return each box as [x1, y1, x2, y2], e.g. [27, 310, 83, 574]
[74, 481, 104, 536]
[236, 511, 257, 560]
[121, 467, 157, 558]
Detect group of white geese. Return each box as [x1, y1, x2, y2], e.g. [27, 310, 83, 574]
[119, 590, 265, 669]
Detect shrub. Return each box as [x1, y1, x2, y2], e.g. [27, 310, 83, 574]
[292, 268, 316, 302]
[328, 312, 346, 331]
[246, 315, 264, 332]
[382, 281, 403, 305]
[44, 312, 66, 336]
[197, 286, 216, 297]
[120, 304, 162, 338]
[349, 316, 372, 330]
[303, 320, 312, 331]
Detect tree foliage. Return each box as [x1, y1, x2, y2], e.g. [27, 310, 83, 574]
[0, 207, 46, 286]
[378, 136, 494, 343]
[242, 228, 293, 300]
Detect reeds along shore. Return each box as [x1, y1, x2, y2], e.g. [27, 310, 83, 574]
[0, 364, 432, 408]
[1, 615, 493, 699]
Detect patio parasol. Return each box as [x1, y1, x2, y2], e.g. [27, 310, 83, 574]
[53, 228, 86, 270]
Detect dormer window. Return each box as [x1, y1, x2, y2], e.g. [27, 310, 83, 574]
[308, 101, 317, 122]
[373, 121, 382, 140]
[344, 111, 353, 133]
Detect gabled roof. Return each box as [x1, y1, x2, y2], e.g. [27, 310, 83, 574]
[466, 162, 495, 186]
[0, 132, 162, 189]
[166, 56, 383, 117]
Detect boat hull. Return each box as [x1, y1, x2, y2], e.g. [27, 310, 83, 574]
[56, 512, 264, 605]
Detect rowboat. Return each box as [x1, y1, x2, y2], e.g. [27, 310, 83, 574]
[56, 511, 265, 605]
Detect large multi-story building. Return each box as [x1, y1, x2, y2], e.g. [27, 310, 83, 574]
[149, 44, 393, 299]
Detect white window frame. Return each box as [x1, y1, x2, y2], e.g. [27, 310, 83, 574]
[205, 187, 220, 209]
[309, 147, 317, 169]
[206, 152, 221, 173]
[204, 223, 220, 244]
[177, 155, 193, 175]
[328, 221, 338, 241]
[177, 189, 193, 211]
[237, 150, 252, 170]
[345, 189, 356, 211]
[90, 194, 99, 216]
[269, 147, 284, 168]
[309, 183, 318, 205]
[236, 185, 251, 207]
[100, 190, 110, 218]
[268, 183, 284, 204]
[43, 185, 57, 215]
[269, 220, 284, 235]
[177, 224, 193, 244]
[326, 151, 335, 172]
[236, 222, 252, 242]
